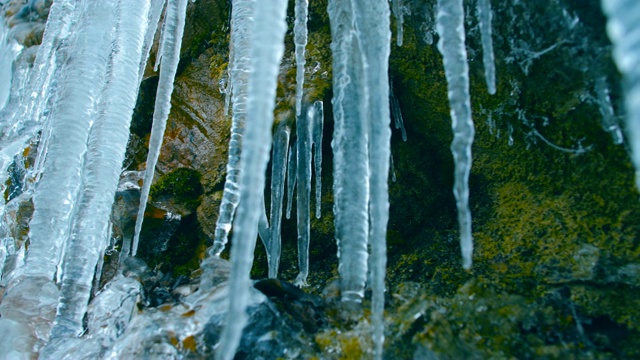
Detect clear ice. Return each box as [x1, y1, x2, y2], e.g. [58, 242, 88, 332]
[132, 0, 189, 256]
[436, 0, 475, 269]
[477, 0, 496, 95]
[294, 0, 309, 116]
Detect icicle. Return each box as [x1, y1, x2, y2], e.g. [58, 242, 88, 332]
[132, 0, 189, 257]
[477, 0, 496, 95]
[210, 0, 256, 257]
[50, 0, 150, 339]
[286, 142, 297, 219]
[312, 100, 324, 219]
[268, 121, 290, 278]
[294, 0, 309, 116]
[138, 0, 166, 82]
[328, 0, 370, 303]
[351, 0, 392, 358]
[294, 105, 313, 286]
[390, 80, 407, 141]
[595, 77, 623, 144]
[437, 0, 475, 270]
[216, 1, 288, 359]
[390, 152, 397, 182]
[392, 0, 404, 47]
[257, 193, 270, 251]
[0, 17, 20, 112]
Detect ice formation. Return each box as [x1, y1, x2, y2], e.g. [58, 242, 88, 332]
[267, 121, 291, 278]
[216, 0, 288, 358]
[294, 0, 309, 116]
[436, 0, 475, 269]
[132, 0, 189, 256]
[210, 0, 255, 257]
[602, 0, 640, 188]
[477, 0, 496, 95]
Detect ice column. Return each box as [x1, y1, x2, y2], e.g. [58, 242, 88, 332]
[477, 0, 496, 95]
[437, 0, 475, 269]
[132, 0, 189, 256]
[295, 105, 313, 286]
[352, 0, 392, 358]
[602, 0, 640, 187]
[328, 0, 370, 303]
[312, 100, 324, 218]
[210, 0, 256, 257]
[294, 0, 309, 116]
[268, 121, 290, 278]
[216, 1, 288, 359]
[50, 0, 150, 339]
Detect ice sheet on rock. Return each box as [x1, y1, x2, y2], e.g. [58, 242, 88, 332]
[351, 0, 392, 358]
[477, 0, 496, 94]
[312, 101, 324, 219]
[295, 105, 313, 286]
[328, 0, 370, 303]
[437, 0, 475, 270]
[216, 1, 288, 359]
[210, 0, 256, 257]
[51, 0, 150, 339]
[132, 0, 189, 256]
[268, 121, 290, 278]
[286, 142, 297, 219]
[294, 0, 309, 116]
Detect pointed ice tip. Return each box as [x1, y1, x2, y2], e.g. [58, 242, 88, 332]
[462, 257, 472, 270]
[635, 170, 640, 192]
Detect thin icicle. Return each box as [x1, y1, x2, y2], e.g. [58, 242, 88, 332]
[268, 121, 290, 278]
[210, 0, 256, 257]
[390, 80, 407, 141]
[352, 0, 392, 358]
[328, 0, 370, 303]
[257, 193, 270, 250]
[595, 77, 623, 144]
[390, 152, 397, 182]
[312, 100, 324, 219]
[286, 142, 297, 219]
[294, 0, 309, 116]
[392, 0, 404, 47]
[50, 0, 150, 339]
[294, 105, 313, 286]
[132, 0, 189, 257]
[477, 0, 496, 94]
[216, 1, 288, 359]
[138, 0, 166, 82]
[437, 0, 475, 270]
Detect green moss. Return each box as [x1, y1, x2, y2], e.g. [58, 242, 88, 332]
[150, 168, 204, 212]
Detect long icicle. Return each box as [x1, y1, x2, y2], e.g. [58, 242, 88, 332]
[477, 0, 496, 94]
[286, 141, 297, 219]
[268, 121, 290, 278]
[328, 0, 370, 304]
[131, 0, 189, 256]
[312, 100, 324, 218]
[216, 1, 288, 359]
[294, 0, 309, 116]
[295, 104, 313, 286]
[352, 0, 392, 358]
[210, 0, 256, 257]
[436, 0, 475, 269]
[50, 0, 150, 339]
[602, 0, 640, 188]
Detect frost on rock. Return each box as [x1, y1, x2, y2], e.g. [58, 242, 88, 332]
[436, 0, 475, 269]
[216, 0, 288, 359]
[210, 0, 256, 257]
[602, 0, 640, 184]
[132, 0, 189, 256]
